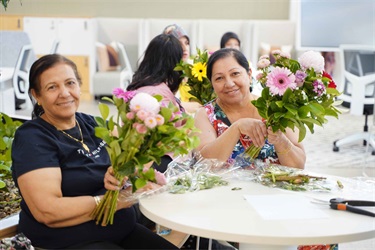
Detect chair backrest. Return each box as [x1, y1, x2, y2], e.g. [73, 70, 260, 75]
[114, 42, 133, 88]
[338, 44, 375, 115]
[115, 42, 133, 73]
[12, 44, 34, 110]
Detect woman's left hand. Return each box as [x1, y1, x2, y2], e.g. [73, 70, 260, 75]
[267, 127, 286, 145]
[104, 166, 128, 191]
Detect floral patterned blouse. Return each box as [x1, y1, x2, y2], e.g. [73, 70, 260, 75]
[204, 99, 280, 166]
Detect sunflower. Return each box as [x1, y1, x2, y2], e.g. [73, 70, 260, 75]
[191, 62, 207, 82]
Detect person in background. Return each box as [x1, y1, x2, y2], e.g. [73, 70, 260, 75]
[11, 54, 178, 249]
[220, 31, 241, 50]
[127, 33, 186, 173]
[194, 48, 306, 169]
[163, 23, 201, 114]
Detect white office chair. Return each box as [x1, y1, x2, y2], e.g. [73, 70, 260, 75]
[116, 42, 133, 89]
[333, 44, 375, 154]
[13, 44, 34, 110]
[92, 41, 133, 98]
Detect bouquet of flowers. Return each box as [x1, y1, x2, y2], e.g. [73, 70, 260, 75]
[246, 50, 342, 159]
[174, 48, 216, 105]
[91, 88, 200, 226]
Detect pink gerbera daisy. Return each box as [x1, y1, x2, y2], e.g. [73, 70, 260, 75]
[266, 67, 296, 96]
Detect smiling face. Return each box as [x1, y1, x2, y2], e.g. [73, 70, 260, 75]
[32, 63, 80, 126]
[210, 56, 252, 105]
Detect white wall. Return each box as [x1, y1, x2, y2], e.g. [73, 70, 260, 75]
[1, 0, 290, 20]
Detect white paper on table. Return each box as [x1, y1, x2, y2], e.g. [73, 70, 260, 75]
[244, 194, 329, 220]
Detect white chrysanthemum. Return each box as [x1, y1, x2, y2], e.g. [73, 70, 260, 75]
[130, 92, 160, 114]
[298, 50, 325, 73]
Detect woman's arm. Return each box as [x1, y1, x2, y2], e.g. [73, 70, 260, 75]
[267, 127, 306, 169]
[194, 107, 267, 162]
[180, 101, 202, 115]
[17, 167, 100, 228]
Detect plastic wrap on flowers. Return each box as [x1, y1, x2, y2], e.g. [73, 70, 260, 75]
[227, 154, 266, 182]
[247, 162, 343, 192]
[165, 151, 239, 194]
[117, 180, 168, 204]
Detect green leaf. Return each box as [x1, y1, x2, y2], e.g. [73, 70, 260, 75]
[296, 123, 307, 142]
[284, 104, 298, 115]
[299, 117, 322, 127]
[95, 127, 110, 140]
[153, 94, 163, 102]
[135, 178, 147, 190]
[261, 87, 270, 100]
[282, 88, 293, 102]
[160, 107, 172, 122]
[297, 106, 311, 118]
[98, 103, 110, 121]
[309, 102, 325, 116]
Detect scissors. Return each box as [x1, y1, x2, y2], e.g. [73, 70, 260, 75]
[313, 198, 375, 217]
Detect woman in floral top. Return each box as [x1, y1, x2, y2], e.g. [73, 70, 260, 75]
[194, 48, 306, 169]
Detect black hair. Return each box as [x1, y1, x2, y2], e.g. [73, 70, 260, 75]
[207, 48, 249, 81]
[28, 54, 81, 118]
[127, 34, 183, 94]
[220, 32, 241, 49]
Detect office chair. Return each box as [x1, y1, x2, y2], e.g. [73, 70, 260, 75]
[13, 44, 34, 110]
[333, 44, 375, 155]
[92, 41, 133, 98]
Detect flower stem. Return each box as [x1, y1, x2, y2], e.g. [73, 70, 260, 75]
[91, 173, 124, 226]
[244, 144, 262, 160]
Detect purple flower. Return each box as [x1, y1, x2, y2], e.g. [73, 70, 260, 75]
[295, 70, 307, 87]
[266, 67, 297, 96]
[312, 80, 325, 96]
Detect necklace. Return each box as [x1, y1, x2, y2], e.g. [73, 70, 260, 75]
[58, 120, 90, 152]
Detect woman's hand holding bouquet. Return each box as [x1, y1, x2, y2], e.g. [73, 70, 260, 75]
[91, 88, 200, 226]
[245, 50, 342, 159]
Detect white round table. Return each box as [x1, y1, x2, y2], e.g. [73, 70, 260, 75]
[140, 175, 375, 250]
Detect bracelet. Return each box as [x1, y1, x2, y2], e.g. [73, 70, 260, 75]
[94, 196, 101, 206]
[276, 139, 292, 155]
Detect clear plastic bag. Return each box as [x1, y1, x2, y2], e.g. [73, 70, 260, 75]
[165, 150, 239, 194]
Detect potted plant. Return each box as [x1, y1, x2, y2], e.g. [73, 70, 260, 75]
[0, 112, 23, 238]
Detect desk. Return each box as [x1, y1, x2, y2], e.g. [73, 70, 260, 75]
[140, 176, 375, 250]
